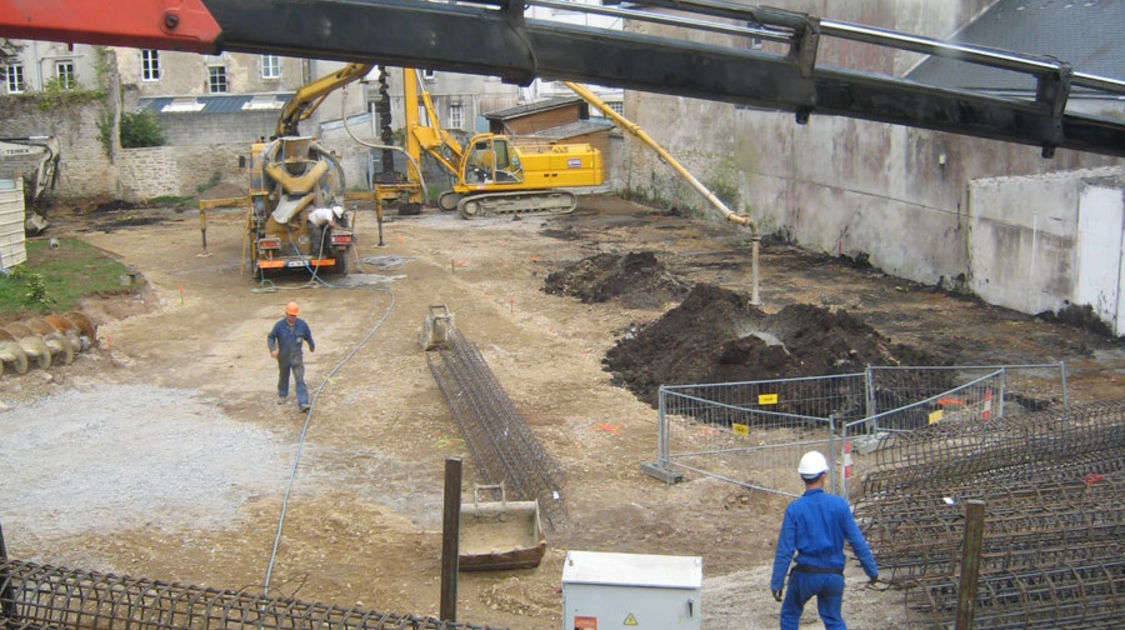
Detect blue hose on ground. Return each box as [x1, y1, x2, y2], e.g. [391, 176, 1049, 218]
[261, 281, 394, 596]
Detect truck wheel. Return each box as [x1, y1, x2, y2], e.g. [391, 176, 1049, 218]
[334, 248, 350, 275]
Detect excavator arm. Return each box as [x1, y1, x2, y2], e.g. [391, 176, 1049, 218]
[563, 81, 761, 304]
[402, 68, 463, 177]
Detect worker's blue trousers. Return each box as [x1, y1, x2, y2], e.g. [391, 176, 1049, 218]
[277, 354, 309, 408]
[780, 572, 846, 630]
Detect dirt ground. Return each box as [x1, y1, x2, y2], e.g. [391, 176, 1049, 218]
[3, 194, 1124, 629]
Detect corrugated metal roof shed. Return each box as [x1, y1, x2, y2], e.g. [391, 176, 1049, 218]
[0, 178, 26, 270]
[529, 119, 615, 139]
[137, 93, 293, 115]
[485, 96, 584, 121]
[908, 0, 1125, 93]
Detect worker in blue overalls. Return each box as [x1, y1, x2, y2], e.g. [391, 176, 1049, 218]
[771, 450, 878, 629]
[268, 301, 315, 413]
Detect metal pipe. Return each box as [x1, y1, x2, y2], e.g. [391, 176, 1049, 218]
[564, 80, 761, 304]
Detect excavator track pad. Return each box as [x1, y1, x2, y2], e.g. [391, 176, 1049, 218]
[457, 190, 576, 219]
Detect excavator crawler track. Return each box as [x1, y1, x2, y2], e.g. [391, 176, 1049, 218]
[457, 190, 577, 219]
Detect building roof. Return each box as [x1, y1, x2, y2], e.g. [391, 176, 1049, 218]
[138, 93, 293, 115]
[908, 0, 1125, 94]
[484, 96, 584, 121]
[529, 118, 615, 139]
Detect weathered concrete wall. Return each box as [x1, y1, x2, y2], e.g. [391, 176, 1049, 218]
[969, 167, 1125, 334]
[625, 0, 1124, 293]
[0, 97, 115, 198]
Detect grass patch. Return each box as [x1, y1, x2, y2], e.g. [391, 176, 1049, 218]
[0, 239, 128, 316]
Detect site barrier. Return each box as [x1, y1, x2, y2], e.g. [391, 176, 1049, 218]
[644, 363, 1068, 497]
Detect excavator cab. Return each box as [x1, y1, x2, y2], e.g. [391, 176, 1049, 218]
[463, 136, 523, 186]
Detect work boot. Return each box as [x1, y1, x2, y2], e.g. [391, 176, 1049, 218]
[299, 403, 310, 413]
[277, 396, 286, 405]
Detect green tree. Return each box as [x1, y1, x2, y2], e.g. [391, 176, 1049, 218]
[119, 110, 165, 148]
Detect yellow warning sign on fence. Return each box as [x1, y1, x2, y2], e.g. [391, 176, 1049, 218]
[732, 423, 749, 436]
[758, 393, 778, 405]
[928, 409, 944, 424]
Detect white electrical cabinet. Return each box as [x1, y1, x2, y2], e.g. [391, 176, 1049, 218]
[561, 551, 702, 630]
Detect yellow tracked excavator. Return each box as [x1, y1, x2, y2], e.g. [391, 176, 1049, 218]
[395, 68, 604, 219]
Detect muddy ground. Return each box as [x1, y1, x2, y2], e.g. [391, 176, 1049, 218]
[3, 194, 1124, 629]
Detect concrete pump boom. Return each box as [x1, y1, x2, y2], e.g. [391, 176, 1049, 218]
[2, 0, 1124, 157]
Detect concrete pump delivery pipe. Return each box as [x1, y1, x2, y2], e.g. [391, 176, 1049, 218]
[563, 81, 761, 305]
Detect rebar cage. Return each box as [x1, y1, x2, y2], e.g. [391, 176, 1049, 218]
[0, 559, 503, 630]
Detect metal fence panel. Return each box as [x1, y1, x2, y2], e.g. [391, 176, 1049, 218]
[648, 364, 1069, 499]
[842, 370, 1005, 499]
[652, 373, 867, 496]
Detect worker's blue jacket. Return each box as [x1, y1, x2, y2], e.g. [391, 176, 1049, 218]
[770, 488, 877, 591]
[267, 317, 315, 360]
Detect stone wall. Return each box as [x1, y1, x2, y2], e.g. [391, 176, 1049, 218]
[0, 97, 115, 198]
[117, 143, 247, 201]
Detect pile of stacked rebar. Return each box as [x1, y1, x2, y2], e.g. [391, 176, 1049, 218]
[852, 399, 1125, 628]
[0, 311, 96, 376]
[0, 559, 506, 630]
[425, 328, 566, 526]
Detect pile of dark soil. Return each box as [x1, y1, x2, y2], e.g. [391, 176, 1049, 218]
[604, 283, 938, 407]
[543, 251, 689, 309]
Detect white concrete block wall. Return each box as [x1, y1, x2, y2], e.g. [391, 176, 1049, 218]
[1075, 182, 1125, 335]
[968, 166, 1125, 331]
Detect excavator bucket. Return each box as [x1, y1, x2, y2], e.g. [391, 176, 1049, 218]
[420, 305, 455, 351]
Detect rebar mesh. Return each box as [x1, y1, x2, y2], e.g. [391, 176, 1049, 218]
[425, 329, 565, 527]
[849, 399, 1125, 628]
[0, 559, 505, 630]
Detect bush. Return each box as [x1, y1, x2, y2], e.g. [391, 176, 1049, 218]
[120, 110, 165, 148]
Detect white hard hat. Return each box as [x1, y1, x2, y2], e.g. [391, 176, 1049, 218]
[331, 205, 344, 218]
[798, 450, 829, 480]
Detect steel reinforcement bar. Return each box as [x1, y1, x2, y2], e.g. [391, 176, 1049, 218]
[858, 400, 1125, 497]
[909, 560, 1125, 629]
[851, 400, 1125, 627]
[425, 329, 565, 527]
[0, 560, 504, 630]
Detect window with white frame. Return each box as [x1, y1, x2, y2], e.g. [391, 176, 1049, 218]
[207, 66, 228, 93]
[2, 64, 24, 93]
[605, 101, 624, 115]
[260, 55, 280, 79]
[55, 61, 76, 89]
[448, 103, 463, 129]
[141, 50, 161, 81]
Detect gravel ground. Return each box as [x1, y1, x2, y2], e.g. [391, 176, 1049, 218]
[2, 385, 289, 556]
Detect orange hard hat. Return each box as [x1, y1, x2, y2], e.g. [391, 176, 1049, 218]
[285, 301, 299, 316]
